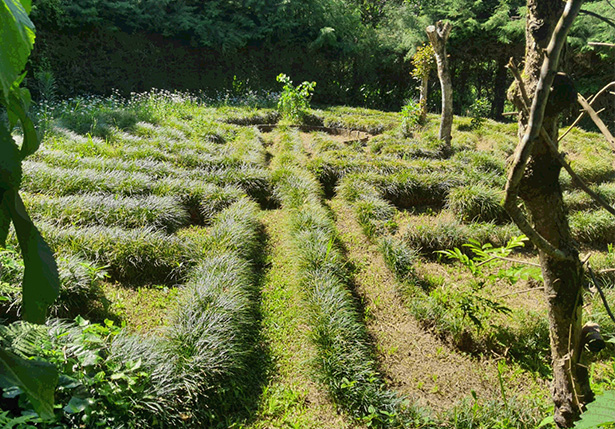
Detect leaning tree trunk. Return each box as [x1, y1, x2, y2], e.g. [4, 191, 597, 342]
[507, 0, 592, 426]
[426, 21, 453, 154]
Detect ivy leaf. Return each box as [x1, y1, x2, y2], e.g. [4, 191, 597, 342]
[0, 347, 58, 420]
[574, 391, 615, 428]
[3, 190, 60, 323]
[0, 0, 35, 104]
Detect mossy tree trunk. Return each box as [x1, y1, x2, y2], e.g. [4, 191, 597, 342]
[426, 21, 453, 153]
[508, 0, 592, 426]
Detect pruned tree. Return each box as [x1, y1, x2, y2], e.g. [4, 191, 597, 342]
[504, 0, 599, 426]
[426, 21, 453, 154]
[410, 43, 434, 123]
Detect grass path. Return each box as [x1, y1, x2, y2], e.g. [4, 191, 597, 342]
[242, 209, 353, 428]
[328, 197, 503, 412]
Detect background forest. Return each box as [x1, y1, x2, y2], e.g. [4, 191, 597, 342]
[28, 0, 614, 120]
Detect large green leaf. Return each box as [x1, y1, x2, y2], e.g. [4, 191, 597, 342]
[4, 190, 59, 323]
[0, 122, 22, 191]
[0, 347, 58, 420]
[7, 87, 39, 158]
[0, 0, 35, 103]
[0, 191, 9, 246]
[575, 391, 615, 428]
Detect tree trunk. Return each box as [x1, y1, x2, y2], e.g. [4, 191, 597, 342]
[492, 55, 508, 120]
[426, 21, 453, 153]
[508, 0, 592, 426]
[419, 75, 428, 122]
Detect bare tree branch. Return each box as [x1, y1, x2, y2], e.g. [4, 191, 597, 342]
[577, 93, 615, 150]
[579, 9, 615, 29]
[559, 82, 615, 142]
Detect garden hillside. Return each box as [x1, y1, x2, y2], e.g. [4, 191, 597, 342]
[2, 92, 615, 427]
[28, 0, 615, 118]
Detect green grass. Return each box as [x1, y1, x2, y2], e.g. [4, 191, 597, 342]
[24, 193, 190, 232]
[271, 128, 428, 427]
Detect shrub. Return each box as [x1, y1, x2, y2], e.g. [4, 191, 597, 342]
[400, 100, 423, 137]
[276, 73, 316, 123]
[467, 97, 490, 130]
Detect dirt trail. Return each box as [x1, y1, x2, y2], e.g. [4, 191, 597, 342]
[328, 198, 506, 412]
[245, 210, 353, 429]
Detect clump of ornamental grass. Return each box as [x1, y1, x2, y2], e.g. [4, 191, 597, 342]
[564, 182, 615, 211]
[22, 162, 154, 196]
[369, 134, 446, 159]
[24, 193, 190, 232]
[0, 247, 107, 320]
[36, 223, 195, 284]
[111, 199, 264, 426]
[336, 173, 382, 202]
[355, 197, 398, 238]
[379, 237, 419, 281]
[443, 394, 549, 429]
[560, 156, 615, 188]
[377, 170, 459, 210]
[221, 107, 280, 125]
[446, 184, 508, 224]
[451, 150, 506, 176]
[319, 106, 399, 134]
[399, 217, 520, 258]
[152, 178, 245, 223]
[570, 209, 615, 247]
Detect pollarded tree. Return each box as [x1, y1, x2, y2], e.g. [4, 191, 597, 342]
[426, 21, 453, 154]
[410, 43, 435, 123]
[504, 0, 595, 426]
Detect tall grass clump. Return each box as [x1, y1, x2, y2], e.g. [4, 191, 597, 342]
[0, 248, 107, 320]
[111, 199, 265, 426]
[22, 162, 154, 196]
[570, 209, 615, 246]
[446, 184, 508, 224]
[24, 193, 190, 232]
[36, 223, 195, 284]
[399, 218, 520, 257]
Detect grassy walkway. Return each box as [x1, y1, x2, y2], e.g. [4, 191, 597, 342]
[242, 209, 353, 428]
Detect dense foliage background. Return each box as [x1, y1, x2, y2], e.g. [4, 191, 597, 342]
[27, 0, 614, 117]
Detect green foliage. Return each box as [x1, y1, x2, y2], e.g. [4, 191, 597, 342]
[1, 0, 59, 419]
[400, 100, 423, 136]
[410, 44, 435, 81]
[435, 236, 540, 330]
[0, 318, 156, 426]
[574, 391, 615, 428]
[467, 97, 491, 130]
[276, 73, 316, 123]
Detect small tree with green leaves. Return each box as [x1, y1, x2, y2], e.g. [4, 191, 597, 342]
[1, 0, 60, 419]
[276, 73, 316, 124]
[410, 43, 435, 123]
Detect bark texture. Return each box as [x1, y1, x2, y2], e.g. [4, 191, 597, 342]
[508, 0, 592, 426]
[426, 21, 453, 152]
